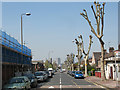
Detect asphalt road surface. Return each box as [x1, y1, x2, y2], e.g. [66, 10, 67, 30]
[31, 72, 106, 90]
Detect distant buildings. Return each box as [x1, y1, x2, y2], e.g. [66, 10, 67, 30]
[58, 58, 61, 66]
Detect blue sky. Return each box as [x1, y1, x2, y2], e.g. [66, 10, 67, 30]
[2, 2, 118, 63]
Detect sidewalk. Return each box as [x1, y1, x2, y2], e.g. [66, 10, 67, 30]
[85, 76, 119, 89]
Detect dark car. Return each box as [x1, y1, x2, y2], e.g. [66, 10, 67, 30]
[71, 71, 75, 77]
[24, 73, 37, 88]
[74, 71, 84, 79]
[69, 71, 72, 75]
[67, 71, 70, 74]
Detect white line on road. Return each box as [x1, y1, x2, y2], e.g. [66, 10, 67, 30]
[48, 86, 54, 88]
[60, 85, 62, 89]
[60, 78, 61, 84]
[60, 73, 62, 90]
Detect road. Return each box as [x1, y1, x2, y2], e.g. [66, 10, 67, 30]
[32, 72, 106, 90]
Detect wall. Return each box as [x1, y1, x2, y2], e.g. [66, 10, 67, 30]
[105, 62, 120, 81]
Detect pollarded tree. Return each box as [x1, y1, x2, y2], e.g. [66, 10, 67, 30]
[79, 35, 93, 77]
[80, 2, 106, 80]
[74, 38, 83, 71]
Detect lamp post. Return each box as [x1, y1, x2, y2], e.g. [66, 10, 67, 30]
[21, 13, 31, 74]
[114, 51, 118, 88]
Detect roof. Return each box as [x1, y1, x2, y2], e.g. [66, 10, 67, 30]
[12, 76, 28, 79]
[32, 60, 44, 64]
[104, 52, 114, 59]
[93, 52, 101, 61]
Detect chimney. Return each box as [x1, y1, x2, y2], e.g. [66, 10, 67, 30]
[109, 47, 114, 53]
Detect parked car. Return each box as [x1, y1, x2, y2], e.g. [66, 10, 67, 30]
[74, 71, 84, 79]
[62, 69, 66, 72]
[69, 71, 72, 75]
[34, 72, 46, 82]
[67, 71, 70, 74]
[48, 71, 53, 78]
[71, 71, 75, 77]
[44, 71, 49, 76]
[60, 70, 63, 73]
[3, 76, 31, 90]
[40, 71, 48, 80]
[48, 68, 54, 75]
[23, 73, 37, 88]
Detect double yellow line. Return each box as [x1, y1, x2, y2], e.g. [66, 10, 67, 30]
[71, 80, 81, 88]
[67, 73, 81, 88]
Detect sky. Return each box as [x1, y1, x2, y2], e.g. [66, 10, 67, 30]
[2, 1, 118, 63]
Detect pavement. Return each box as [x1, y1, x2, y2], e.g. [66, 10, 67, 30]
[85, 76, 120, 89]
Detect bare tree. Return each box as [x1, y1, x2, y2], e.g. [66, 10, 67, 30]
[79, 35, 93, 77]
[67, 54, 71, 70]
[67, 53, 75, 71]
[70, 53, 75, 71]
[74, 38, 83, 71]
[80, 2, 106, 80]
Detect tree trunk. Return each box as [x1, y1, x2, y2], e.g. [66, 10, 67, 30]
[85, 56, 88, 77]
[99, 38, 106, 80]
[78, 61, 80, 71]
[72, 64, 74, 71]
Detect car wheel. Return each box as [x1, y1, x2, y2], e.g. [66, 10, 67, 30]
[36, 84, 37, 87]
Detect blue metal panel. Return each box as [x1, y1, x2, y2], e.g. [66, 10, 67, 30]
[0, 30, 2, 37]
[6, 34, 9, 40]
[2, 31, 6, 38]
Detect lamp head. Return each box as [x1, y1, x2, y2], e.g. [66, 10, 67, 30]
[26, 13, 31, 16]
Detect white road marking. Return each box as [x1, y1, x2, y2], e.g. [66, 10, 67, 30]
[60, 73, 62, 89]
[60, 85, 62, 89]
[48, 86, 54, 88]
[60, 78, 61, 84]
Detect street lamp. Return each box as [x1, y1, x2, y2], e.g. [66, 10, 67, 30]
[21, 13, 31, 46]
[21, 13, 31, 74]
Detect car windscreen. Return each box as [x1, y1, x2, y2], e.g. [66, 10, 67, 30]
[35, 72, 44, 76]
[25, 74, 35, 79]
[72, 71, 75, 73]
[9, 78, 25, 84]
[76, 72, 82, 74]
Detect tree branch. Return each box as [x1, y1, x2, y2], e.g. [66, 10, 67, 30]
[79, 35, 87, 55]
[101, 2, 105, 38]
[87, 35, 93, 55]
[97, 4, 101, 35]
[91, 5, 98, 24]
[80, 11, 98, 38]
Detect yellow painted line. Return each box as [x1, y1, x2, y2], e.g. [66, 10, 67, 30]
[85, 79, 105, 89]
[67, 73, 81, 88]
[71, 80, 81, 88]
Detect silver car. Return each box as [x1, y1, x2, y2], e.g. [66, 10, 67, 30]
[35, 72, 45, 82]
[3, 76, 31, 90]
[40, 71, 48, 80]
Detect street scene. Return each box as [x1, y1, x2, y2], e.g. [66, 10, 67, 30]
[32, 72, 105, 89]
[0, 0, 120, 90]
